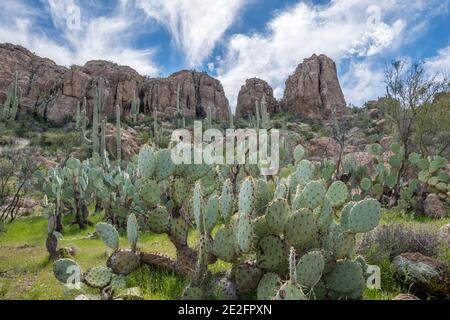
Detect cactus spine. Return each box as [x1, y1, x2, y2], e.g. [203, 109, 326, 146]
[1, 72, 21, 123]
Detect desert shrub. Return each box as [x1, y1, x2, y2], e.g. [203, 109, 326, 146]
[357, 223, 440, 262]
[0, 148, 39, 225]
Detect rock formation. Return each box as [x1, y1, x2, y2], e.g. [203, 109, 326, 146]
[0, 43, 230, 124]
[235, 78, 278, 118]
[282, 54, 348, 119]
[141, 70, 230, 120]
[1, 44, 351, 124]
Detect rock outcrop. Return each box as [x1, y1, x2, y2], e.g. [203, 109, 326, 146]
[0, 43, 230, 124]
[235, 78, 278, 118]
[141, 70, 230, 120]
[282, 54, 348, 119]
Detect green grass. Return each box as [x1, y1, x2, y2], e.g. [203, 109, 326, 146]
[0, 215, 190, 300]
[1, 208, 448, 300]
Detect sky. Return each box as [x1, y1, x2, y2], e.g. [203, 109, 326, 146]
[0, 0, 449, 111]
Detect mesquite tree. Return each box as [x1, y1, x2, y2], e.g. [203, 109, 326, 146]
[384, 60, 448, 194]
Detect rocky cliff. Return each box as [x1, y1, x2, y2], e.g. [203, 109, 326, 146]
[0, 44, 349, 123]
[281, 54, 348, 119]
[0, 43, 230, 123]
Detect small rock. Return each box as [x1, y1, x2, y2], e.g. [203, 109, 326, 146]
[376, 119, 386, 132]
[392, 294, 420, 300]
[393, 252, 450, 298]
[380, 135, 393, 150]
[438, 224, 450, 246]
[368, 108, 380, 119]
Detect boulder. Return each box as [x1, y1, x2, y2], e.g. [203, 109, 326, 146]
[376, 119, 386, 133]
[308, 136, 341, 161]
[424, 194, 447, 219]
[438, 224, 450, 246]
[392, 294, 420, 300]
[380, 135, 394, 150]
[282, 54, 348, 120]
[235, 78, 278, 118]
[393, 252, 450, 298]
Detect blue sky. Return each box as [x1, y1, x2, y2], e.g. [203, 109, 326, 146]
[1, 0, 449, 111]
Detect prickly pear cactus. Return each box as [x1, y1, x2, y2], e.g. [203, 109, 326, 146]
[127, 214, 139, 251]
[326, 181, 348, 208]
[84, 266, 113, 288]
[236, 213, 253, 253]
[275, 248, 306, 300]
[347, 198, 381, 233]
[219, 179, 234, 222]
[212, 226, 238, 262]
[238, 177, 255, 215]
[266, 199, 290, 234]
[296, 251, 325, 288]
[257, 273, 281, 300]
[96, 223, 120, 251]
[53, 259, 81, 284]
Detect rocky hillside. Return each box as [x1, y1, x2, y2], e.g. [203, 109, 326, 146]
[0, 43, 349, 124]
[0, 44, 230, 123]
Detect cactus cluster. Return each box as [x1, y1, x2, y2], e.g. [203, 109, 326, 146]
[52, 215, 143, 300]
[178, 154, 381, 300]
[406, 154, 450, 206]
[339, 143, 405, 201]
[48, 136, 384, 300]
[76, 78, 108, 159]
[250, 97, 271, 129]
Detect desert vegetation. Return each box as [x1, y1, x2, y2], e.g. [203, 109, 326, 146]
[0, 49, 449, 301]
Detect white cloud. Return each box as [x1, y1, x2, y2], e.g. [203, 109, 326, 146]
[137, 0, 246, 67]
[340, 61, 385, 107]
[425, 45, 450, 77]
[216, 0, 445, 110]
[0, 0, 160, 75]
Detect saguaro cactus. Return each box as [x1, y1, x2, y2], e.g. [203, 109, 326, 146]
[130, 93, 139, 123]
[116, 104, 122, 164]
[1, 72, 21, 123]
[174, 84, 185, 128]
[79, 78, 107, 158]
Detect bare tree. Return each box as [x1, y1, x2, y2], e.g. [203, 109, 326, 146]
[329, 105, 356, 178]
[0, 148, 39, 225]
[384, 60, 448, 186]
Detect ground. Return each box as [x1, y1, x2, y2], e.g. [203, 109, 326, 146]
[1, 209, 448, 300]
